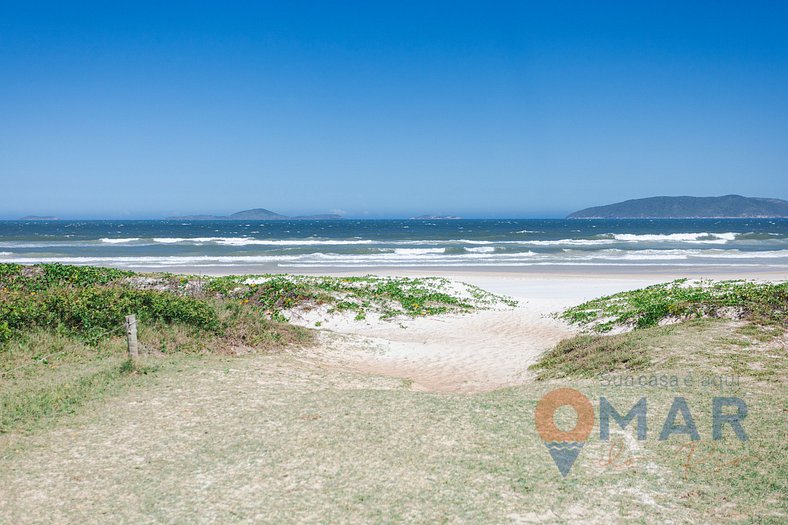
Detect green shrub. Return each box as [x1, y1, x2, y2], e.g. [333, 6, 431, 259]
[0, 320, 11, 344]
[0, 287, 220, 344]
[0, 263, 132, 293]
[562, 280, 788, 332]
[250, 278, 326, 312]
[200, 273, 514, 321]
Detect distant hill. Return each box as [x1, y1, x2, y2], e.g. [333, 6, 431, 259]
[567, 195, 788, 219]
[167, 208, 342, 221]
[19, 216, 60, 221]
[226, 208, 287, 220]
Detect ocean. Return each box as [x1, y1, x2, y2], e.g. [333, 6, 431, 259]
[0, 219, 786, 273]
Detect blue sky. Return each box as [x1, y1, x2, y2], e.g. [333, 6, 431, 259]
[1, 1, 787, 218]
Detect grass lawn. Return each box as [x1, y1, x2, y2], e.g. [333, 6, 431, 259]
[1, 266, 785, 523]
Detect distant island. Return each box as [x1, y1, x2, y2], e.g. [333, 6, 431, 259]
[567, 195, 788, 219]
[167, 208, 343, 221]
[410, 215, 462, 220]
[19, 216, 60, 221]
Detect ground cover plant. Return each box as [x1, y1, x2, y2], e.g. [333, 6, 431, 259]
[0, 267, 785, 522]
[525, 280, 787, 520]
[2, 342, 785, 523]
[203, 273, 517, 321]
[0, 264, 512, 433]
[0, 264, 309, 433]
[531, 279, 787, 380]
[560, 279, 787, 332]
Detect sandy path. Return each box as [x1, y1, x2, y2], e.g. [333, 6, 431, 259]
[308, 308, 570, 392]
[293, 273, 678, 393]
[3, 269, 783, 523]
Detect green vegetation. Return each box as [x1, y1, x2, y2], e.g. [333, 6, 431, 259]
[1, 264, 509, 433]
[524, 281, 786, 520]
[204, 273, 516, 320]
[0, 264, 309, 433]
[1, 331, 153, 435]
[0, 268, 785, 522]
[531, 317, 785, 380]
[530, 327, 656, 379]
[2, 346, 785, 523]
[560, 279, 787, 332]
[532, 279, 786, 381]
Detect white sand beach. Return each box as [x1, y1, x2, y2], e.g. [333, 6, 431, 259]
[282, 268, 788, 393]
[2, 264, 785, 523]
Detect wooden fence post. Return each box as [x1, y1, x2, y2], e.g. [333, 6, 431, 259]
[125, 314, 139, 360]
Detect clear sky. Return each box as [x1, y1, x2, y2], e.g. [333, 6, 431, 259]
[1, 1, 787, 219]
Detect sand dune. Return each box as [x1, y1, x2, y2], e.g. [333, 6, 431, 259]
[293, 272, 703, 392]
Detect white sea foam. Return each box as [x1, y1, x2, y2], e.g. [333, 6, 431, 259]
[9, 233, 765, 250]
[100, 237, 141, 244]
[151, 237, 376, 246]
[152, 238, 190, 244]
[466, 247, 495, 253]
[2, 248, 785, 269]
[393, 248, 446, 255]
[611, 232, 738, 242]
[524, 239, 617, 246]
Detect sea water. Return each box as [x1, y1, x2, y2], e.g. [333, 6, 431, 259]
[0, 219, 785, 272]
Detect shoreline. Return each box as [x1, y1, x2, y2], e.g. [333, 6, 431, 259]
[104, 263, 788, 280]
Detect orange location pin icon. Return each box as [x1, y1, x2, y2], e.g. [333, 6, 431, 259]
[535, 388, 594, 477]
